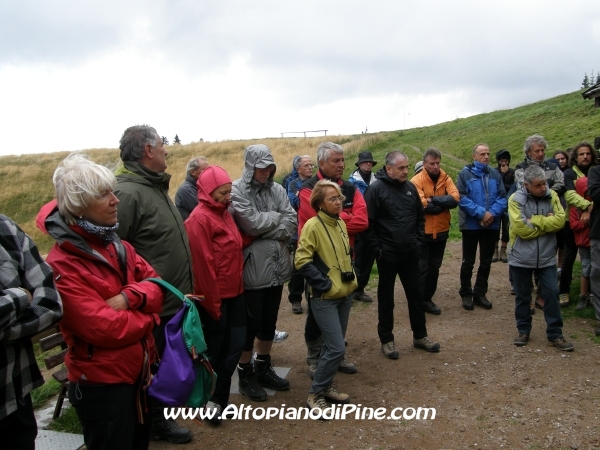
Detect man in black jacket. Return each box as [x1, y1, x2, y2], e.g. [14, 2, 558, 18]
[175, 156, 208, 221]
[364, 151, 440, 360]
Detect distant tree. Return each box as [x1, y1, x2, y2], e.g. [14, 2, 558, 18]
[596, 73, 600, 86]
[582, 73, 590, 89]
[173, 134, 181, 144]
[162, 136, 169, 145]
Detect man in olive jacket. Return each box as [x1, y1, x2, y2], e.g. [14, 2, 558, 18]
[114, 124, 194, 444]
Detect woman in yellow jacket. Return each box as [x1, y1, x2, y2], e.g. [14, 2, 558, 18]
[295, 180, 358, 416]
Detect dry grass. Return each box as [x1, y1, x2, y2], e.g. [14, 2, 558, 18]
[1, 134, 380, 253]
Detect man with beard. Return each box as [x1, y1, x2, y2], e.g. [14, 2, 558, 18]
[559, 142, 597, 306]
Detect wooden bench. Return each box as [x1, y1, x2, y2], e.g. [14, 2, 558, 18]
[39, 328, 69, 420]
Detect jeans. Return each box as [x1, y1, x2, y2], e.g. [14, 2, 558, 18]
[590, 240, 600, 320]
[419, 238, 447, 302]
[376, 251, 427, 344]
[310, 295, 353, 394]
[559, 221, 576, 295]
[511, 265, 564, 340]
[354, 232, 375, 291]
[459, 229, 497, 297]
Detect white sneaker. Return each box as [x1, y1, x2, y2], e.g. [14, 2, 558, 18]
[273, 330, 288, 343]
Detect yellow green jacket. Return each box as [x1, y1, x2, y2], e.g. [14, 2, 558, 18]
[295, 211, 358, 299]
[508, 187, 565, 268]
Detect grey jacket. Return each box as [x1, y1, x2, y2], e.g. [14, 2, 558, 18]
[507, 186, 565, 269]
[231, 145, 297, 290]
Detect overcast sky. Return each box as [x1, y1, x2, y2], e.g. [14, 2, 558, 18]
[1, 1, 599, 156]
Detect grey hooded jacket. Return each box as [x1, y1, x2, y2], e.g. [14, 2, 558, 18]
[231, 145, 297, 290]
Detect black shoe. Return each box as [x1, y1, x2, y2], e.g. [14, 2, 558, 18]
[353, 291, 373, 302]
[254, 355, 290, 391]
[461, 296, 474, 310]
[423, 300, 441, 315]
[473, 296, 493, 309]
[514, 333, 529, 346]
[292, 302, 303, 314]
[237, 364, 267, 401]
[150, 418, 193, 444]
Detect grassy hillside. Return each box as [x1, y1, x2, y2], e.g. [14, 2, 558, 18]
[2, 89, 598, 253]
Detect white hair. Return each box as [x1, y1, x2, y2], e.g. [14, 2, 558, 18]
[53, 153, 116, 225]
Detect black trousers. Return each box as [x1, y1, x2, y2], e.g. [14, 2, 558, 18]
[287, 268, 305, 303]
[419, 238, 448, 303]
[0, 393, 37, 450]
[376, 251, 427, 343]
[559, 221, 577, 295]
[354, 232, 376, 291]
[69, 382, 151, 450]
[459, 229, 497, 297]
[244, 285, 284, 350]
[199, 294, 246, 408]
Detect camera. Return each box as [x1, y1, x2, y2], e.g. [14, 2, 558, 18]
[341, 271, 355, 283]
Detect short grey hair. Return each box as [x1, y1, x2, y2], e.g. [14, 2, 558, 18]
[119, 125, 160, 162]
[187, 156, 208, 173]
[294, 155, 312, 170]
[523, 134, 548, 156]
[472, 143, 489, 155]
[523, 165, 547, 185]
[423, 147, 442, 162]
[53, 153, 116, 225]
[317, 143, 344, 164]
[385, 151, 408, 166]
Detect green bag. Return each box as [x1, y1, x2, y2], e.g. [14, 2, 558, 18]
[145, 278, 216, 408]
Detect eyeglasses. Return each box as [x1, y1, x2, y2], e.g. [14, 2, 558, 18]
[302, 164, 314, 168]
[326, 196, 343, 203]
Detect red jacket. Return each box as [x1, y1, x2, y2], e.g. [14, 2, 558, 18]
[297, 171, 368, 246]
[570, 177, 591, 248]
[37, 201, 163, 385]
[184, 166, 244, 320]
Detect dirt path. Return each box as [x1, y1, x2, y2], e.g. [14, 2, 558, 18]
[150, 240, 600, 449]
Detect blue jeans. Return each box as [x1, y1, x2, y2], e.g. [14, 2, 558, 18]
[310, 295, 353, 394]
[511, 265, 564, 340]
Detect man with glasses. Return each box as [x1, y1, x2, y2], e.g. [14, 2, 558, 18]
[364, 151, 440, 360]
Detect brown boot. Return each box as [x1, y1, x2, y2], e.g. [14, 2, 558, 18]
[499, 246, 508, 263]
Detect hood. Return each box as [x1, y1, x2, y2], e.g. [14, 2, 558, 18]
[197, 165, 232, 210]
[513, 184, 552, 203]
[496, 149, 511, 162]
[36, 200, 96, 255]
[375, 167, 404, 186]
[241, 144, 276, 186]
[114, 161, 171, 188]
[576, 177, 589, 198]
[289, 156, 300, 180]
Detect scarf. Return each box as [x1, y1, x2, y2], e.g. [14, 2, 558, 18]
[76, 219, 119, 246]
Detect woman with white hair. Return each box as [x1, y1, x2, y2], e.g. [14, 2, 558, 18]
[36, 153, 164, 450]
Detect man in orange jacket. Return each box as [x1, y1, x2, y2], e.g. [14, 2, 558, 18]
[411, 148, 460, 315]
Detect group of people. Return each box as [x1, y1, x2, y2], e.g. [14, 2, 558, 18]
[2, 124, 599, 449]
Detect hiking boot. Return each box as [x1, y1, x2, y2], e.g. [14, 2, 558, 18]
[323, 383, 350, 404]
[306, 393, 330, 418]
[273, 329, 288, 343]
[423, 300, 441, 315]
[413, 336, 441, 352]
[292, 302, 303, 314]
[353, 291, 373, 302]
[492, 247, 499, 262]
[549, 337, 574, 352]
[381, 341, 399, 359]
[514, 333, 529, 346]
[576, 294, 588, 311]
[204, 401, 222, 425]
[237, 364, 267, 402]
[150, 417, 193, 444]
[338, 358, 357, 374]
[473, 295, 492, 310]
[254, 355, 290, 391]
[559, 293, 570, 307]
[308, 363, 318, 379]
[499, 247, 508, 263]
[462, 296, 474, 310]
